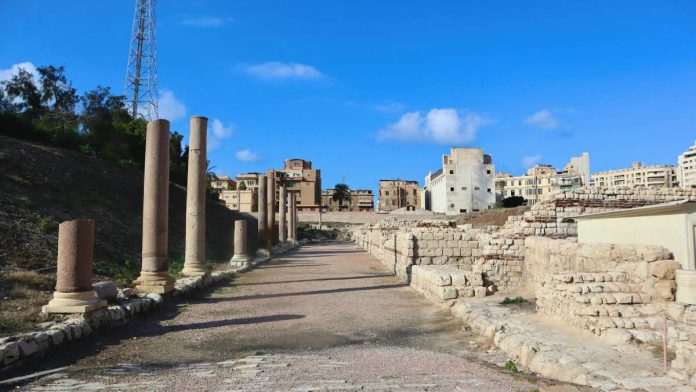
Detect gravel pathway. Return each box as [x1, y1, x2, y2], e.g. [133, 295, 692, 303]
[20, 242, 588, 391]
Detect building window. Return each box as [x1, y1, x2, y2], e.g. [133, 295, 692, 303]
[462, 186, 467, 190]
[474, 187, 480, 190]
[487, 170, 491, 175]
[460, 209, 466, 213]
[449, 170, 454, 174]
[487, 188, 491, 193]
[450, 187, 455, 192]
[450, 203, 455, 208]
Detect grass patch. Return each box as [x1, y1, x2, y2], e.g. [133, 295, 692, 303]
[254, 351, 265, 356]
[95, 258, 140, 286]
[169, 253, 185, 278]
[0, 314, 35, 334]
[4, 271, 54, 290]
[500, 296, 528, 305]
[504, 360, 519, 373]
[35, 214, 57, 235]
[213, 287, 225, 294]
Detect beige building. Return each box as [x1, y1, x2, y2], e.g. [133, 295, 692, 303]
[321, 189, 375, 212]
[209, 176, 235, 191]
[236, 173, 261, 191]
[423, 148, 495, 215]
[678, 140, 696, 189]
[219, 189, 256, 212]
[378, 180, 420, 212]
[592, 162, 677, 188]
[276, 159, 322, 213]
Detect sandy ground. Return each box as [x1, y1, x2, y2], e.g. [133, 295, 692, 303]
[16, 242, 591, 391]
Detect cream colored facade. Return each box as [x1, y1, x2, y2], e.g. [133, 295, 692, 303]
[209, 176, 235, 191]
[277, 159, 321, 213]
[423, 148, 495, 215]
[378, 179, 420, 212]
[219, 189, 255, 212]
[236, 173, 261, 191]
[575, 201, 696, 270]
[321, 189, 375, 212]
[678, 140, 696, 189]
[592, 162, 677, 188]
[496, 153, 589, 205]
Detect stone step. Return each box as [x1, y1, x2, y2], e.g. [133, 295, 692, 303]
[593, 316, 664, 330]
[551, 272, 626, 284]
[574, 292, 651, 305]
[555, 281, 641, 295]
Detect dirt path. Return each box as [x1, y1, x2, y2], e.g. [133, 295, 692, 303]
[19, 242, 587, 391]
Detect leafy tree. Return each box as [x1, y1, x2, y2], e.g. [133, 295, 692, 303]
[332, 183, 352, 210]
[3, 67, 42, 113]
[502, 196, 526, 208]
[36, 65, 79, 131]
[239, 182, 247, 191]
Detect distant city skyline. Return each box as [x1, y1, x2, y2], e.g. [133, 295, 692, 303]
[1, 1, 695, 194]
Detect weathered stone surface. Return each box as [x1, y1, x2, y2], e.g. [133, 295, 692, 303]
[650, 260, 681, 280]
[1, 342, 20, 365]
[182, 116, 208, 277]
[93, 281, 118, 302]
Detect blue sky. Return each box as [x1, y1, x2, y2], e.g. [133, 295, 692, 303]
[1, 1, 695, 193]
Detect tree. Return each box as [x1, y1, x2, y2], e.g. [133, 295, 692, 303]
[502, 196, 526, 208]
[332, 183, 352, 210]
[3, 67, 41, 113]
[36, 65, 79, 131]
[239, 182, 247, 191]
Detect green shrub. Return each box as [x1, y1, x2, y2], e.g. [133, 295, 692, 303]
[504, 360, 519, 372]
[500, 296, 528, 305]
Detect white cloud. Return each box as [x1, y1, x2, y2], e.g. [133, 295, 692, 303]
[180, 16, 233, 27]
[243, 62, 323, 80]
[235, 149, 261, 162]
[377, 108, 492, 144]
[211, 118, 234, 139]
[524, 109, 559, 129]
[0, 62, 38, 83]
[522, 155, 543, 168]
[158, 89, 187, 121]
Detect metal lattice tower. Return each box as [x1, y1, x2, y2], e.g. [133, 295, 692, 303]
[125, 0, 158, 120]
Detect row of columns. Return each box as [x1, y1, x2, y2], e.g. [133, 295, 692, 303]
[44, 117, 300, 315]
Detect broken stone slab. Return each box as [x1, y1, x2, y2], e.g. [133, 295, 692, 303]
[93, 281, 118, 302]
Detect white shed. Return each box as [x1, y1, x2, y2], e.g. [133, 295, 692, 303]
[574, 200, 696, 269]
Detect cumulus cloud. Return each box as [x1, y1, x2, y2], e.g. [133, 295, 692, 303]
[243, 62, 323, 80]
[0, 61, 38, 82]
[522, 154, 543, 168]
[377, 108, 492, 144]
[211, 118, 234, 139]
[158, 89, 187, 121]
[235, 149, 261, 162]
[524, 109, 559, 129]
[180, 16, 233, 27]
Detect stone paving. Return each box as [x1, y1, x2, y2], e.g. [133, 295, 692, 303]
[18, 242, 587, 391]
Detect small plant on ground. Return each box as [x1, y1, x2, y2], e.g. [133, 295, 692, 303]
[504, 360, 519, 373]
[4, 271, 55, 290]
[168, 253, 185, 278]
[213, 287, 225, 294]
[35, 214, 57, 235]
[500, 296, 528, 305]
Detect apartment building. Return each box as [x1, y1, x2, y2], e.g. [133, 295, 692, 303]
[678, 140, 696, 189]
[592, 162, 677, 188]
[236, 172, 261, 191]
[378, 180, 420, 212]
[209, 176, 235, 191]
[423, 148, 496, 215]
[496, 153, 589, 204]
[219, 188, 256, 212]
[276, 159, 322, 213]
[321, 189, 375, 212]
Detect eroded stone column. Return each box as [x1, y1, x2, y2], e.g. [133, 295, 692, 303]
[134, 119, 175, 294]
[279, 185, 287, 243]
[182, 116, 208, 277]
[256, 174, 268, 256]
[266, 171, 276, 250]
[43, 219, 106, 314]
[230, 220, 250, 266]
[288, 193, 296, 242]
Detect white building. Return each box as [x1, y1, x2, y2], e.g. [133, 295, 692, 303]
[592, 162, 677, 188]
[564, 152, 591, 186]
[423, 148, 495, 215]
[678, 140, 696, 189]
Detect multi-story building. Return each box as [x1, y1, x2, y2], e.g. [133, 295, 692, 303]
[678, 140, 696, 189]
[423, 148, 495, 215]
[378, 180, 421, 212]
[219, 188, 256, 212]
[236, 173, 261, 191]
[276, 159, 322, 213]
[321, 189, 375, 212]
[592, 162, 677, 188]
[496, 153, 589, 205]
[209, 176, 236, 192]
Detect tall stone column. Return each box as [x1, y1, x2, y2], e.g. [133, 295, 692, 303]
[278, 185, 287, 243]
[256, 174, 268, 256]
[288, 193, 296, 242]
[230, 220, 250, 266]
[266, 171, 276, 249]
[182, 116, 208, 277]
[134, 119, 175, 294]
[43, 219, 107, 314]
[293, 194, 299, 241]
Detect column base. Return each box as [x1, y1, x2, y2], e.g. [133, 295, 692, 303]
[42, 290, 107, 314]
[181, 262, 208, 277]
[256, 249, 270, 257]
[134, 271, 175, 294]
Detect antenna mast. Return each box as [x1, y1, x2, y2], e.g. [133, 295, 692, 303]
[125, 0, 158, 120]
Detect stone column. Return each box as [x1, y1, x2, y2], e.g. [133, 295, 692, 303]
[266, 171, 276, 249]
[182, 116, 208, 277]
[134, 119, 175, 294]
[256, 174, 268, 256]
[230, 220, 250, 266]
[288, 193, 296, 242]
[278, 185, 287, 243]
[43, 219, 106, 314]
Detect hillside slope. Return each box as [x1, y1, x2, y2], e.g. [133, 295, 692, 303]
[0, 134, 256, 278]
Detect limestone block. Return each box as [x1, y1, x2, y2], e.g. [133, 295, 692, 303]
[93, 281, 118, 302]
[46, 329, 64, 346]
[655, 280, 676, 300]
[33, 333, 50, 351]
[473, 287, 487, 297]
[1, 342, 20, 365]
[650, 260, 681, 280]
[17, 340, 37, 357]
[438, 286, 458, 300]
